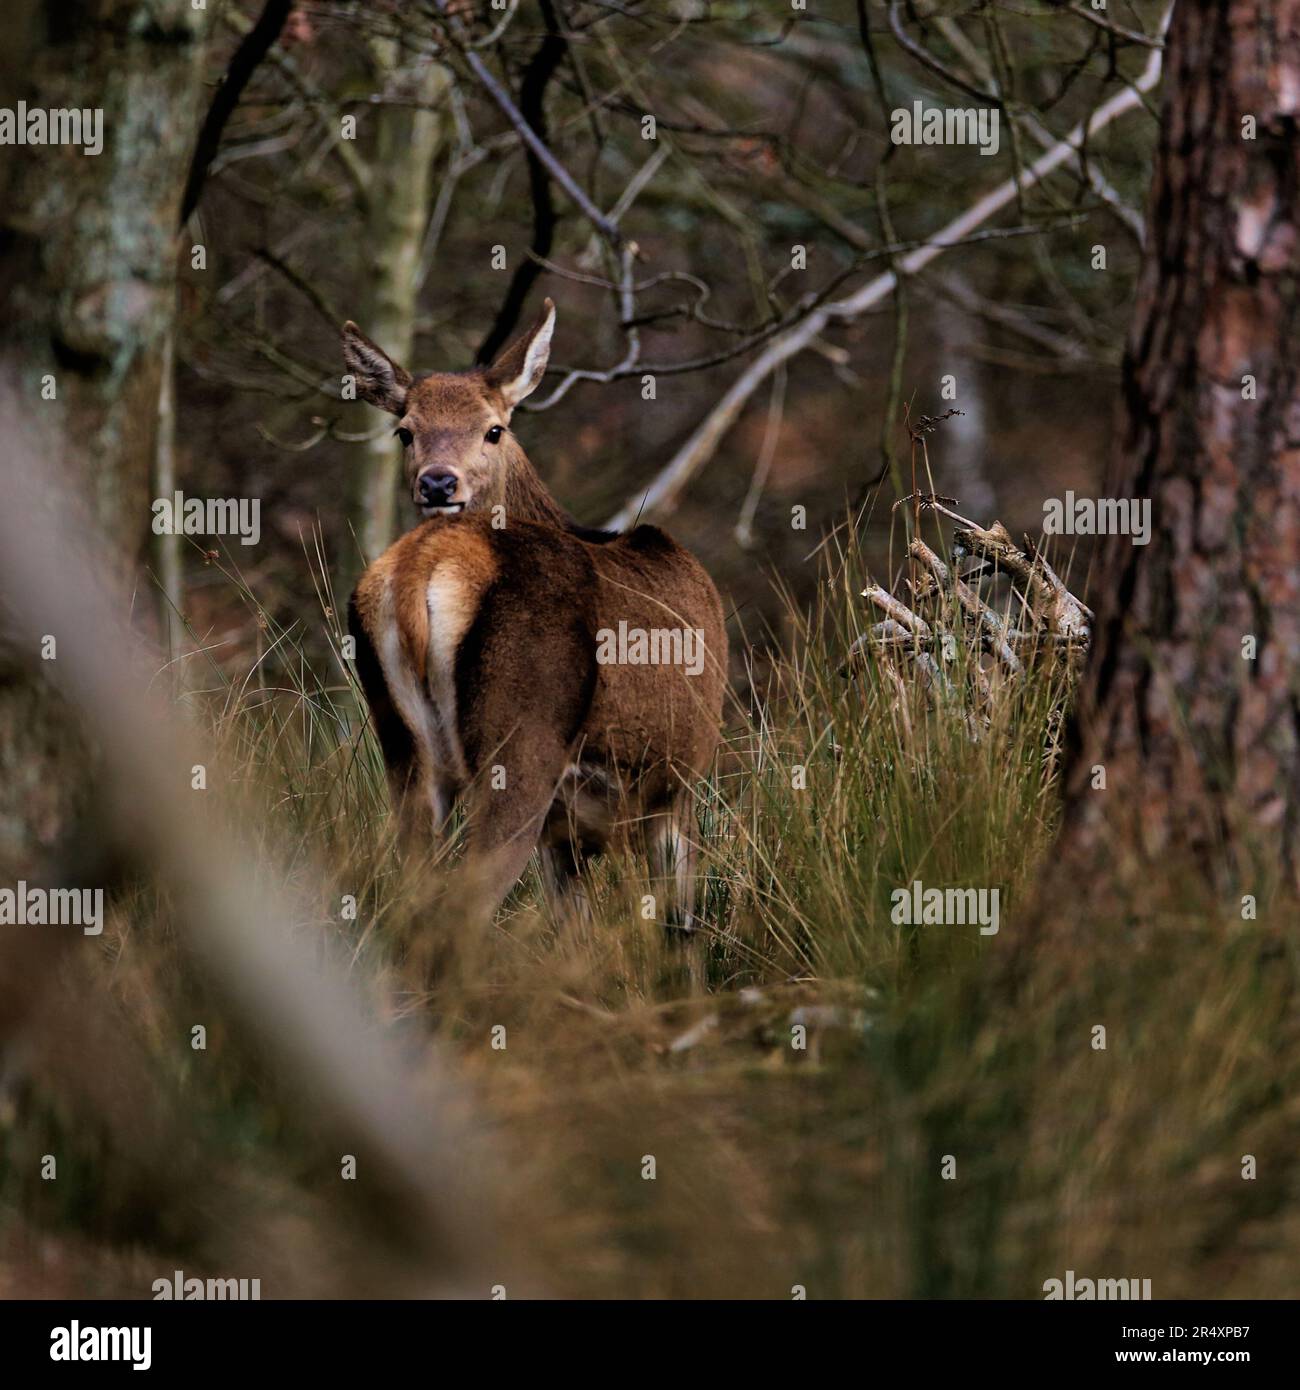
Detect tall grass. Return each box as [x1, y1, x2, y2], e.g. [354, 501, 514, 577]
[2, 522, 1295, 1299]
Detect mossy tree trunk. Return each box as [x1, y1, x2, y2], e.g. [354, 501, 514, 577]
[0, 0, 210, 870]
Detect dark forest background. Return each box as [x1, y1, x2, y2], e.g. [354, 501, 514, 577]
[12, 1, 1163, 685]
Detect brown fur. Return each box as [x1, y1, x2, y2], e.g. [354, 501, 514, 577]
[344, 301, 727, 928]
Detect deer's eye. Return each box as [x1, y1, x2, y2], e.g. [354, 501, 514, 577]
[395, 426, 413, 448]
[485, 425, 504, 444]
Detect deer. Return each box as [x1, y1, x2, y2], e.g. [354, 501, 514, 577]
[342, 298, 727, 932]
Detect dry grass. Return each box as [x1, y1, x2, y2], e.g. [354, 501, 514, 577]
[1, 520, 1296, 1300]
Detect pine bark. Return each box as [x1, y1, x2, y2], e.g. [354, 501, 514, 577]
[1059, 0, 1300, 892]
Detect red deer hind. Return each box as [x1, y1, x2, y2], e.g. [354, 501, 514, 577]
[342, 298, 727, 929]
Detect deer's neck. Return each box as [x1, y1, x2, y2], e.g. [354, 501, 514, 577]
[502, 438, 581, 532]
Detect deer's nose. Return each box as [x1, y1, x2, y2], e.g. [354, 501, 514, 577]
[417, 472, 458, 505]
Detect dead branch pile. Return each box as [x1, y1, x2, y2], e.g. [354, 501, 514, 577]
[843, 497, 1093, 739]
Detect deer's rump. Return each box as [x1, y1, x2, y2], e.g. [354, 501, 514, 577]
[349, 515, 726, 830]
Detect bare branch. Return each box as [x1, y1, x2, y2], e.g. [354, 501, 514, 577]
[953, 521, 1093, 638]
[432, 0, 624, 249]
[181, 0, 296, 226]
[604, 33, 1167, 530]
[476, 0, 567, 364]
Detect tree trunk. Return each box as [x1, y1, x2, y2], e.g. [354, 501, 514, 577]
[0, 0, 209, 870]
[1058, 0, 1300, 893]
[345, 39, 448, 585]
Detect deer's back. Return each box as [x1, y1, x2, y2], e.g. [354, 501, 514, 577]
[350, 516, 726, 804]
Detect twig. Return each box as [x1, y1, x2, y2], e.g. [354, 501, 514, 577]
[953, 521, 1092, 637]
[861, 583, 932, 641]
[604, 31, 1166, 529]
[432, 0, 624, 249]
[735, 363, 786, 549]
[475, 0, 567, 363]
[181, 0, 295, 226]
[922, 5, 1146, 243]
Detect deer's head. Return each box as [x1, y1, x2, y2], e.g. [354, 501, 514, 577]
[341, 299, 555, 519]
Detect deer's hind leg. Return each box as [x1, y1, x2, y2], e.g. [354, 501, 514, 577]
[536, 765, 614, 926]
[646, 793, 705, 934]
[448, 730, 579, 928]
[447, 555, 600, 925]
[538, 838, 595, 926]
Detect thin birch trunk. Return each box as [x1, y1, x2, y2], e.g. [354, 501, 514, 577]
[345, 41, 450, 582]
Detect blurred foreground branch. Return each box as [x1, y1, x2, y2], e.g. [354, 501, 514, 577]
[0, 378, 507, 1295]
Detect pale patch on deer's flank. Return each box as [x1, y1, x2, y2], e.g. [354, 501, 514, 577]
[423, 568, 476, 781]
[374, 570, 469, 808]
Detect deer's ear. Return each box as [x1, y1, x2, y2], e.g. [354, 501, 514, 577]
[341, 321, 412, 415]
[485, 298, 555, 409]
